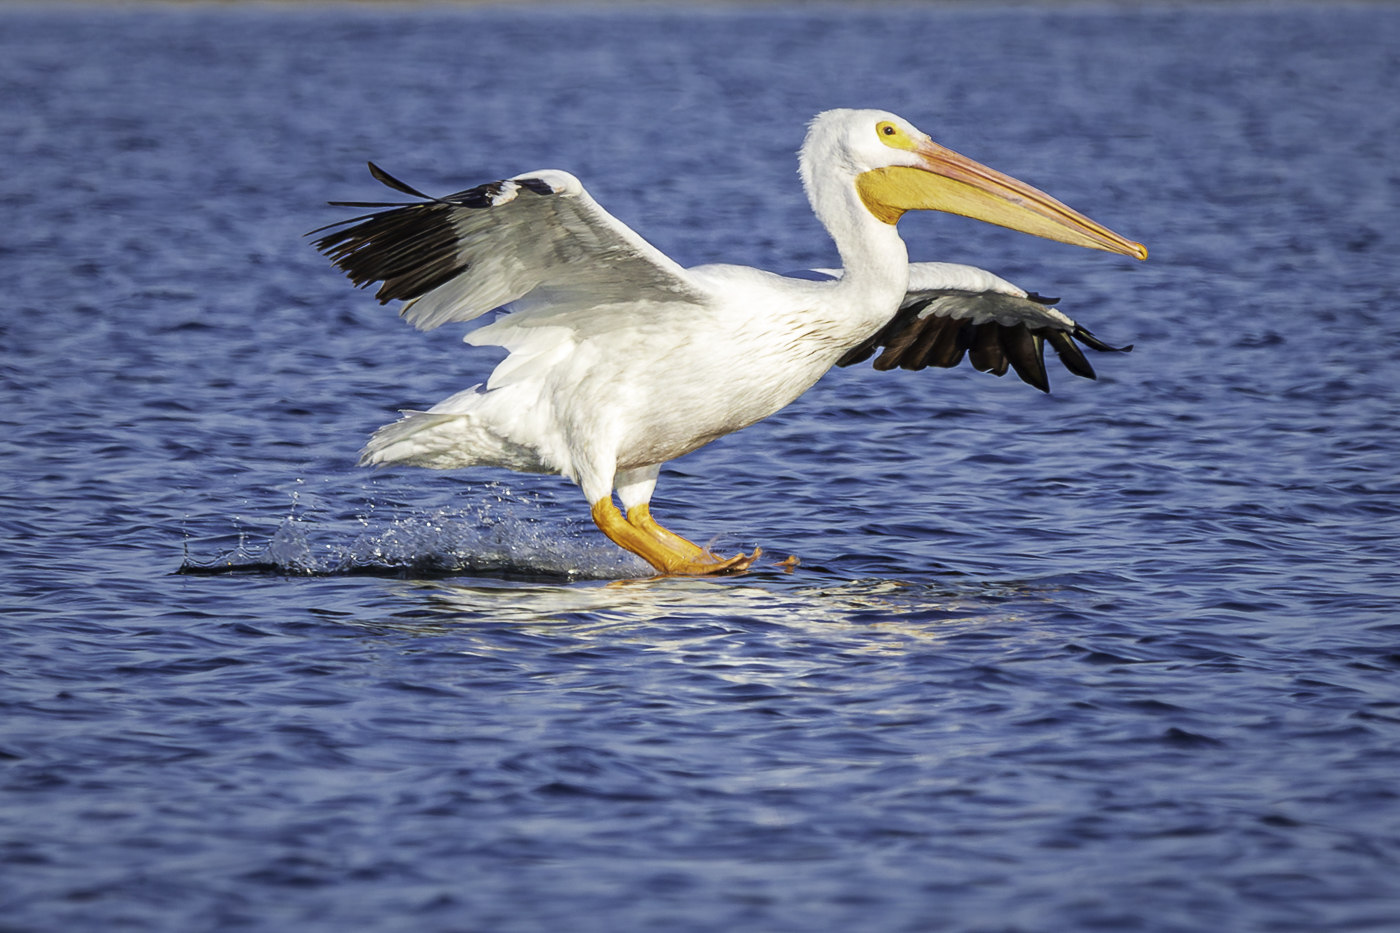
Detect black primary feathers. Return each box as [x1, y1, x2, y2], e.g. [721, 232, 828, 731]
[310, 163, 559, 305]
[836, 292, 1131, 393]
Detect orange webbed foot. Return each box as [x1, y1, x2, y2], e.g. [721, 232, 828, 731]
[592, 499, 761, 577]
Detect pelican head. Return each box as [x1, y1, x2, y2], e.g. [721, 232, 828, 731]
[802, 109, 1147, 260]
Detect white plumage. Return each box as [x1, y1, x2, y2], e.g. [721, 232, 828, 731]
[314, 109, 1145, 575]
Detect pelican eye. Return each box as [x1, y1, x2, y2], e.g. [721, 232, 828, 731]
[875, 121, 916, 151]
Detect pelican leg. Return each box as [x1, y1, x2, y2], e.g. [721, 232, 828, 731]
[627, 503, 784, 571]
[625, 503, 704, 555]
[591, 499, 759, 576]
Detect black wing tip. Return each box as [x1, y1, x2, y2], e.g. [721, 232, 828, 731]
[304, 163, 437, 239]
[311, 164, 550, 305]
[326, 200, 414, 208]
[367, 161, 437, 201]
[311, 165, 564, 240]
[1074, 324, 1133, 354]
[1002, 326, 1050, 393]
[1044, 330, 1096, 381]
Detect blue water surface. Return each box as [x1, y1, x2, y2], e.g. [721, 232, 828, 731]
[2, 3, 1399, 931]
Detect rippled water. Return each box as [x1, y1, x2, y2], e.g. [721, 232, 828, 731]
[3, 4, 1399, 931]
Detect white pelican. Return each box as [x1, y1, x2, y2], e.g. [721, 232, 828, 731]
[313, 109, 1145, 576]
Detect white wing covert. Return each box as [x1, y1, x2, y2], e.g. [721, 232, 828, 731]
[835, 262, 1131, 393]
[312, 163, 707, 331]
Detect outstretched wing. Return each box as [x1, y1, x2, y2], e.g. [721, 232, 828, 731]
[835, 262, 1131, 393]
[311, 163, 707, 331]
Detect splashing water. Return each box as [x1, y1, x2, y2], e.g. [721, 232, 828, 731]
[181, 500, 653, 580]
